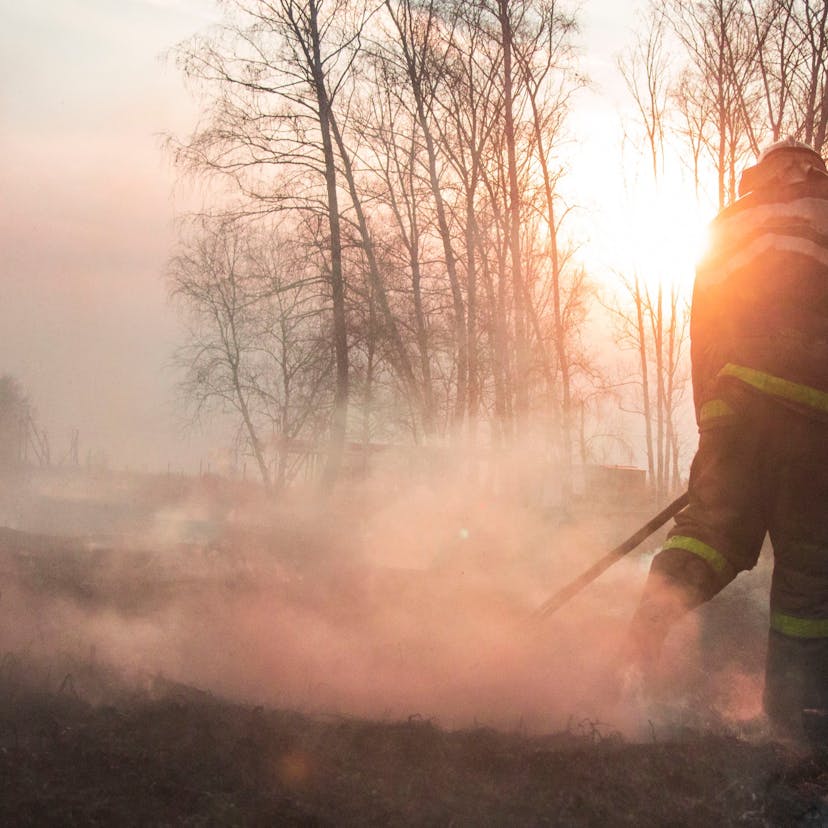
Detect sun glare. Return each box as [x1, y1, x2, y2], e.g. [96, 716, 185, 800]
[612, 176, 711, 297]
[563, 116, 716, 301]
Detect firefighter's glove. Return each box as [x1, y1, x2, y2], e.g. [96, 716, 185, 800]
[626, 580, 688, 676]
[626, 548, 719, 681]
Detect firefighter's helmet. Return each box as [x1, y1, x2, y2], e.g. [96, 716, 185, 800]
[757, 136, 823, 165]
[739, 137, 826, 196]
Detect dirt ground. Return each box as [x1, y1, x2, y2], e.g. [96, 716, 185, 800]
[2, 664, 828, 827]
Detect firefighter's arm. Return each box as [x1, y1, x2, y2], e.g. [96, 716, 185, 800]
[690, 213, 736, 424]
[689, 279, 722, 424]
[627, 547, 735, 669]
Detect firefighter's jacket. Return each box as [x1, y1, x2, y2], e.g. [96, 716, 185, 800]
[692, 168, 828, 428]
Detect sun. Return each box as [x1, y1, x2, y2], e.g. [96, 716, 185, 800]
[610, 172, 713, 299]
[560, 114, 716, 302]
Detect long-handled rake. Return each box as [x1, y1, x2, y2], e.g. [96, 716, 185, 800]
[532, 491, 690, 621]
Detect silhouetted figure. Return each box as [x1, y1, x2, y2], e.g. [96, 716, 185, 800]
[629, 138, 828, 744]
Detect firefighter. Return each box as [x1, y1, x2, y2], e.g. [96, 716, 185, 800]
[628, 138, 828, 740]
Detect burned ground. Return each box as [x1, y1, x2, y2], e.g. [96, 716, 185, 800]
[1, 662, 827, 827]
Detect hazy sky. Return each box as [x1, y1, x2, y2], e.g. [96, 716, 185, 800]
[0, 0, 643, 472]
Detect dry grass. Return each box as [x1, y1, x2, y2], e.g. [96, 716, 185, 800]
[0, 656, 826, 826]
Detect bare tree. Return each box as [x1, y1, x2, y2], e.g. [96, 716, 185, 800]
[354, 64, 440, 433]
[0, 376, 30, 471]
[617, 9, 691, 500]
[671, 68, 711, 199]
[493, 0, 530, 419]
[428, 2, 504, 432]
[169, 217, 332, 488]
[748, 0, 828, 152]
[513, 0, 583, 488]
[795, 0, 828, 151]
[662, 0, 760, 207]
[168, 0, 611, 489]
[383, 0, 470, 433]
[171, 0, 369, 483]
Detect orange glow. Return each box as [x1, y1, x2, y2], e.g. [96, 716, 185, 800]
[276, 752, 314, 787]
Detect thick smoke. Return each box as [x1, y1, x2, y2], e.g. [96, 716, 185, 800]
[0, 450, 773, 739]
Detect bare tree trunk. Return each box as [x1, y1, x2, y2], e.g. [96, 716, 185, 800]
[527, 96, 572, 494]
[363, 282, 377, 449]
[655, 284, 665, 499]
[327, 109, 424, 423]
[410, 216, 436, 436]
[802, 2, 828, 150]
[477, 213, 509, 442]
[479, 160, 513, 440]
[465, 190, 480, 434]
[664, 286, 678, 494]
[635, 277, 656, 488]
[387, 0, 468, 433]
[499, 0, 529, 419]
[307, 0, 349, 488]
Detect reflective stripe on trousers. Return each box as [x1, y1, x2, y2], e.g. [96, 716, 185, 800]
[663, 538, 828, 639]
[770, 611, 828, 639]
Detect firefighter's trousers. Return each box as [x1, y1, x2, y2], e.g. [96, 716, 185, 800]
[665, 388, 828, 731]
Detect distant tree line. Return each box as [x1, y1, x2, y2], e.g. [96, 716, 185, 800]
[168, 0, 828, 495]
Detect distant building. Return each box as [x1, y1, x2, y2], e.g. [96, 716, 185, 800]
[583, 464, 648, 504]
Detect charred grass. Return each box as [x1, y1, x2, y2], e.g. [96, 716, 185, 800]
[0, 657, 826, 827]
